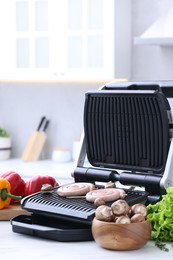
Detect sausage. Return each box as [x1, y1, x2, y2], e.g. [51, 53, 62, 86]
[57, 182, 95, 197]
[86, 188, 120, 203]
[114, 188, 127, 199]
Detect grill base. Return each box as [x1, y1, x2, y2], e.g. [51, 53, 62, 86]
[11, 186, 148, 241]
[11, 214, 93, 242]
[21, 187, 148, 225]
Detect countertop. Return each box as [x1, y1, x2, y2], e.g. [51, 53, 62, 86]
[1, 159, 173, 259]
[0, 158, 75, 184]
[1, 221, 173, 260]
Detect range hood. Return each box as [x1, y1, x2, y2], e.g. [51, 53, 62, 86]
[134, 6, 173, 46]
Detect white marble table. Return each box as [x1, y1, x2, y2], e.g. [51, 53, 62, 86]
[0, 221, 173, 260]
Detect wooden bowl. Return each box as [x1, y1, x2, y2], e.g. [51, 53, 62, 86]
[92, 218, 151, 251]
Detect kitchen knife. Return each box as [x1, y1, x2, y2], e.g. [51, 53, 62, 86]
[42, 119, 50, 132]
[22, 117, 50, 162]
[37, 116, 46, 131]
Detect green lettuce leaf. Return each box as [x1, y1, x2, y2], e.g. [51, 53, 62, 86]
[147, 186, 173, 242]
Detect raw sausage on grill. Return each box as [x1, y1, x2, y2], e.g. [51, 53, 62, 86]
[57, 182, 95, 197]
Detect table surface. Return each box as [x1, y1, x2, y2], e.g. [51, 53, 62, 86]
[0, 158, 75, 184]
[1, 159, 173, 259]
[1, 221, 173, 260]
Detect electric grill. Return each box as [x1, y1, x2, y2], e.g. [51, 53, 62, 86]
[11, 80, 173, 241]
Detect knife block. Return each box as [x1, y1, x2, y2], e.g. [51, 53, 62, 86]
[22, 131, 47, 162]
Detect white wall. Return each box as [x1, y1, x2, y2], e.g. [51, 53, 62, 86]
[132, 0, 173, 80]
[0, 81, 103, 159]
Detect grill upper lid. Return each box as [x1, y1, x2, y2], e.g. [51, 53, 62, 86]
[84, 86, 171, 174]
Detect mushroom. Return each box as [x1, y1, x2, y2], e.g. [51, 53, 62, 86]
[105, 181, 116, 189]
[111, 199, 130, 216]
[94, 198, 106, 207]
[131, 203, 147, 217]
[131, 213, 145, 223]
[95, 205, 114, 222]
[41, 184, 54, 193]
[115, 215, 131, 224]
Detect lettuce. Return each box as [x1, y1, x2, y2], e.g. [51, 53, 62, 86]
[147, 186, 173, 242]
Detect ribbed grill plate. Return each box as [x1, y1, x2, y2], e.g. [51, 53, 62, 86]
[84, 91, 170, 173]
[21, 188, 148, 224]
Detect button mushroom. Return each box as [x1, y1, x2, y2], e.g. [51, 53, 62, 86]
[115, 215, 131, 224]
[95, 205, 114, 222]
[94, 198, 106, 207]
[131, 203, 147, 217]
[41, 183, 54, 193]
[111, 199, 130, 216]
[131, 213, 145, 223]
[104, 181, 116, 188]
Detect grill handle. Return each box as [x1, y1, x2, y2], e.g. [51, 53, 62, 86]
[119, 172, 162, 195]
[74, 167, 119, 183]
[74, 167, 163, 196]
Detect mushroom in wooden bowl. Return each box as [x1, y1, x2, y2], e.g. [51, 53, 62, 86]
[92, 200, 152, 251]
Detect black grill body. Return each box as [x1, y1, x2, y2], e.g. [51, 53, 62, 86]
[74, 81, 173, 202]
[11, 81, 173, 241]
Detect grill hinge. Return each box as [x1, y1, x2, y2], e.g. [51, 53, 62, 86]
[74, 166, 163, 196]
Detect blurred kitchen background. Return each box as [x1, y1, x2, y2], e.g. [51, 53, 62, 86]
[1, 0, 173, 160]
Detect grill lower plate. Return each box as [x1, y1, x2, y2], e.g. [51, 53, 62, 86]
[21, 187, 148, 225]
[11, 214, 93, 242]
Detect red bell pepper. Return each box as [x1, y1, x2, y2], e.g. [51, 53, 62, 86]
[0, 178, 22, 209]
[1, 171, 25, 203]
[24, 175, 58, 197]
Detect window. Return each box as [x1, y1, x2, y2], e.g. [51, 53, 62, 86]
[0, 0, 130, 81]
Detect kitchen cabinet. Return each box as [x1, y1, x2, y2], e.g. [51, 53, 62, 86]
[0, 0, 131, 81]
